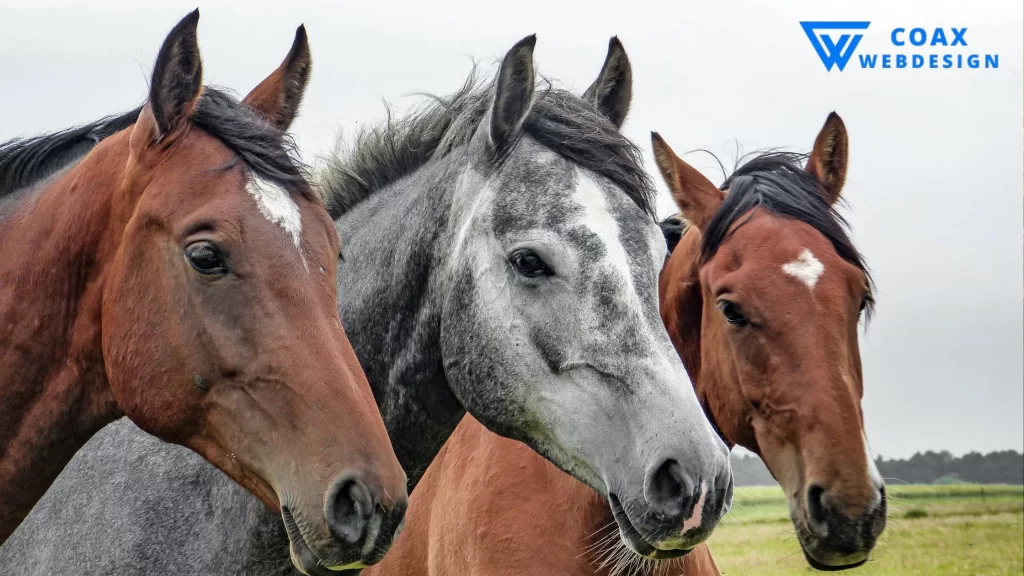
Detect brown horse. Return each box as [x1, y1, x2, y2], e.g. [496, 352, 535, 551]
[367, 112, 885, 575]
[0, 12, 407, 573]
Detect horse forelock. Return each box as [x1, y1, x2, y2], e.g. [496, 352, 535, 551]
[701, 151, 874, 317]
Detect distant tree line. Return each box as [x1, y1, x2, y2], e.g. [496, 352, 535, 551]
[874, 450, 1024, 485]
[730, 450, 1024, 487]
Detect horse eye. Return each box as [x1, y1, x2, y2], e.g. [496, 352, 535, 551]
[718, 300, 749, 327]
[186, 241, 227, 275]
[510, 249, 552, 278]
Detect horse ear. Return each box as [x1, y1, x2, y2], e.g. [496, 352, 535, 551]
[651, 132, 723, 232]
[488, 35, 536, 150]
[143, 10, 203, 142]
[806, 112, 848, 205]
[242, 25, 312, 131]
[583, 37, 632, 128]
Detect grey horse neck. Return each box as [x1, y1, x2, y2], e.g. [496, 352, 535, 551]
[333, 154, 469, 487]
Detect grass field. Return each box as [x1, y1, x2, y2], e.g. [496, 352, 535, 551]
[709, 484, 1024, 576]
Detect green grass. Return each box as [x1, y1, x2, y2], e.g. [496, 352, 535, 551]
[709, 484, 1024, 576]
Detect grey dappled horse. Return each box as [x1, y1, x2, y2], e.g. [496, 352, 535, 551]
[0, 37, 731, 574]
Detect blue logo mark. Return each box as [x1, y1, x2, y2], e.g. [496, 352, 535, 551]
[800, 21, 871, 71]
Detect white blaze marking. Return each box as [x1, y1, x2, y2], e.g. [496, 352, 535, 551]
[246, 175, 302, 249]
[573, 171, 637, 301]
[681, 481, 707, 534]
[864, 432, 883, 489]
[863, 432, 885, 510]
[782, 249, 825, 289]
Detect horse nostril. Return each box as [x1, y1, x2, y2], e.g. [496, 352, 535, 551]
[807, 483, 828, 526]
[325, 475, 374, 544]
[648, 459, 693, 517]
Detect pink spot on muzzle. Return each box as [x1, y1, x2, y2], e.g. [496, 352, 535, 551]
[681, 481, 707, 534]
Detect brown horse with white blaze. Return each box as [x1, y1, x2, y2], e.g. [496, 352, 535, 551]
[652, 116, 886, 570]
[367, 112, 885, 575]
[0, 12, 407, 574]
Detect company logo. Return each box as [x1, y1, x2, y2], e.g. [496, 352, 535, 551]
[801, 21, 870, 71]
[800, 21, 1000, 72]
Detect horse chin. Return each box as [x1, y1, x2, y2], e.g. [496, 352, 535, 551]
[799, 543, 869, 572]
[793, 519, 870, 572]
[282, 506, 366, 575]
[789, 496, 878, 570]
[607, 493, 692, 560]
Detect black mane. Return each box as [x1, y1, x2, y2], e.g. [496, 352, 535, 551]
[698, 151, 874, 312]
[0, 108, 140, 196]
[0, 87, 311, 199]
[318, 69, 654, 219]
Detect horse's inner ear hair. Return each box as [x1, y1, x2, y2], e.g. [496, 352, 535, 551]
[489, 35, 537, 150]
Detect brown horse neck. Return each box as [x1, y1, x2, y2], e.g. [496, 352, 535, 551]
[661, 225, 756, 454]
[0, 130, 134, 540]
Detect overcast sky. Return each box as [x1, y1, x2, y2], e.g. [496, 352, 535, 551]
[1, 0, 1021, 459]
